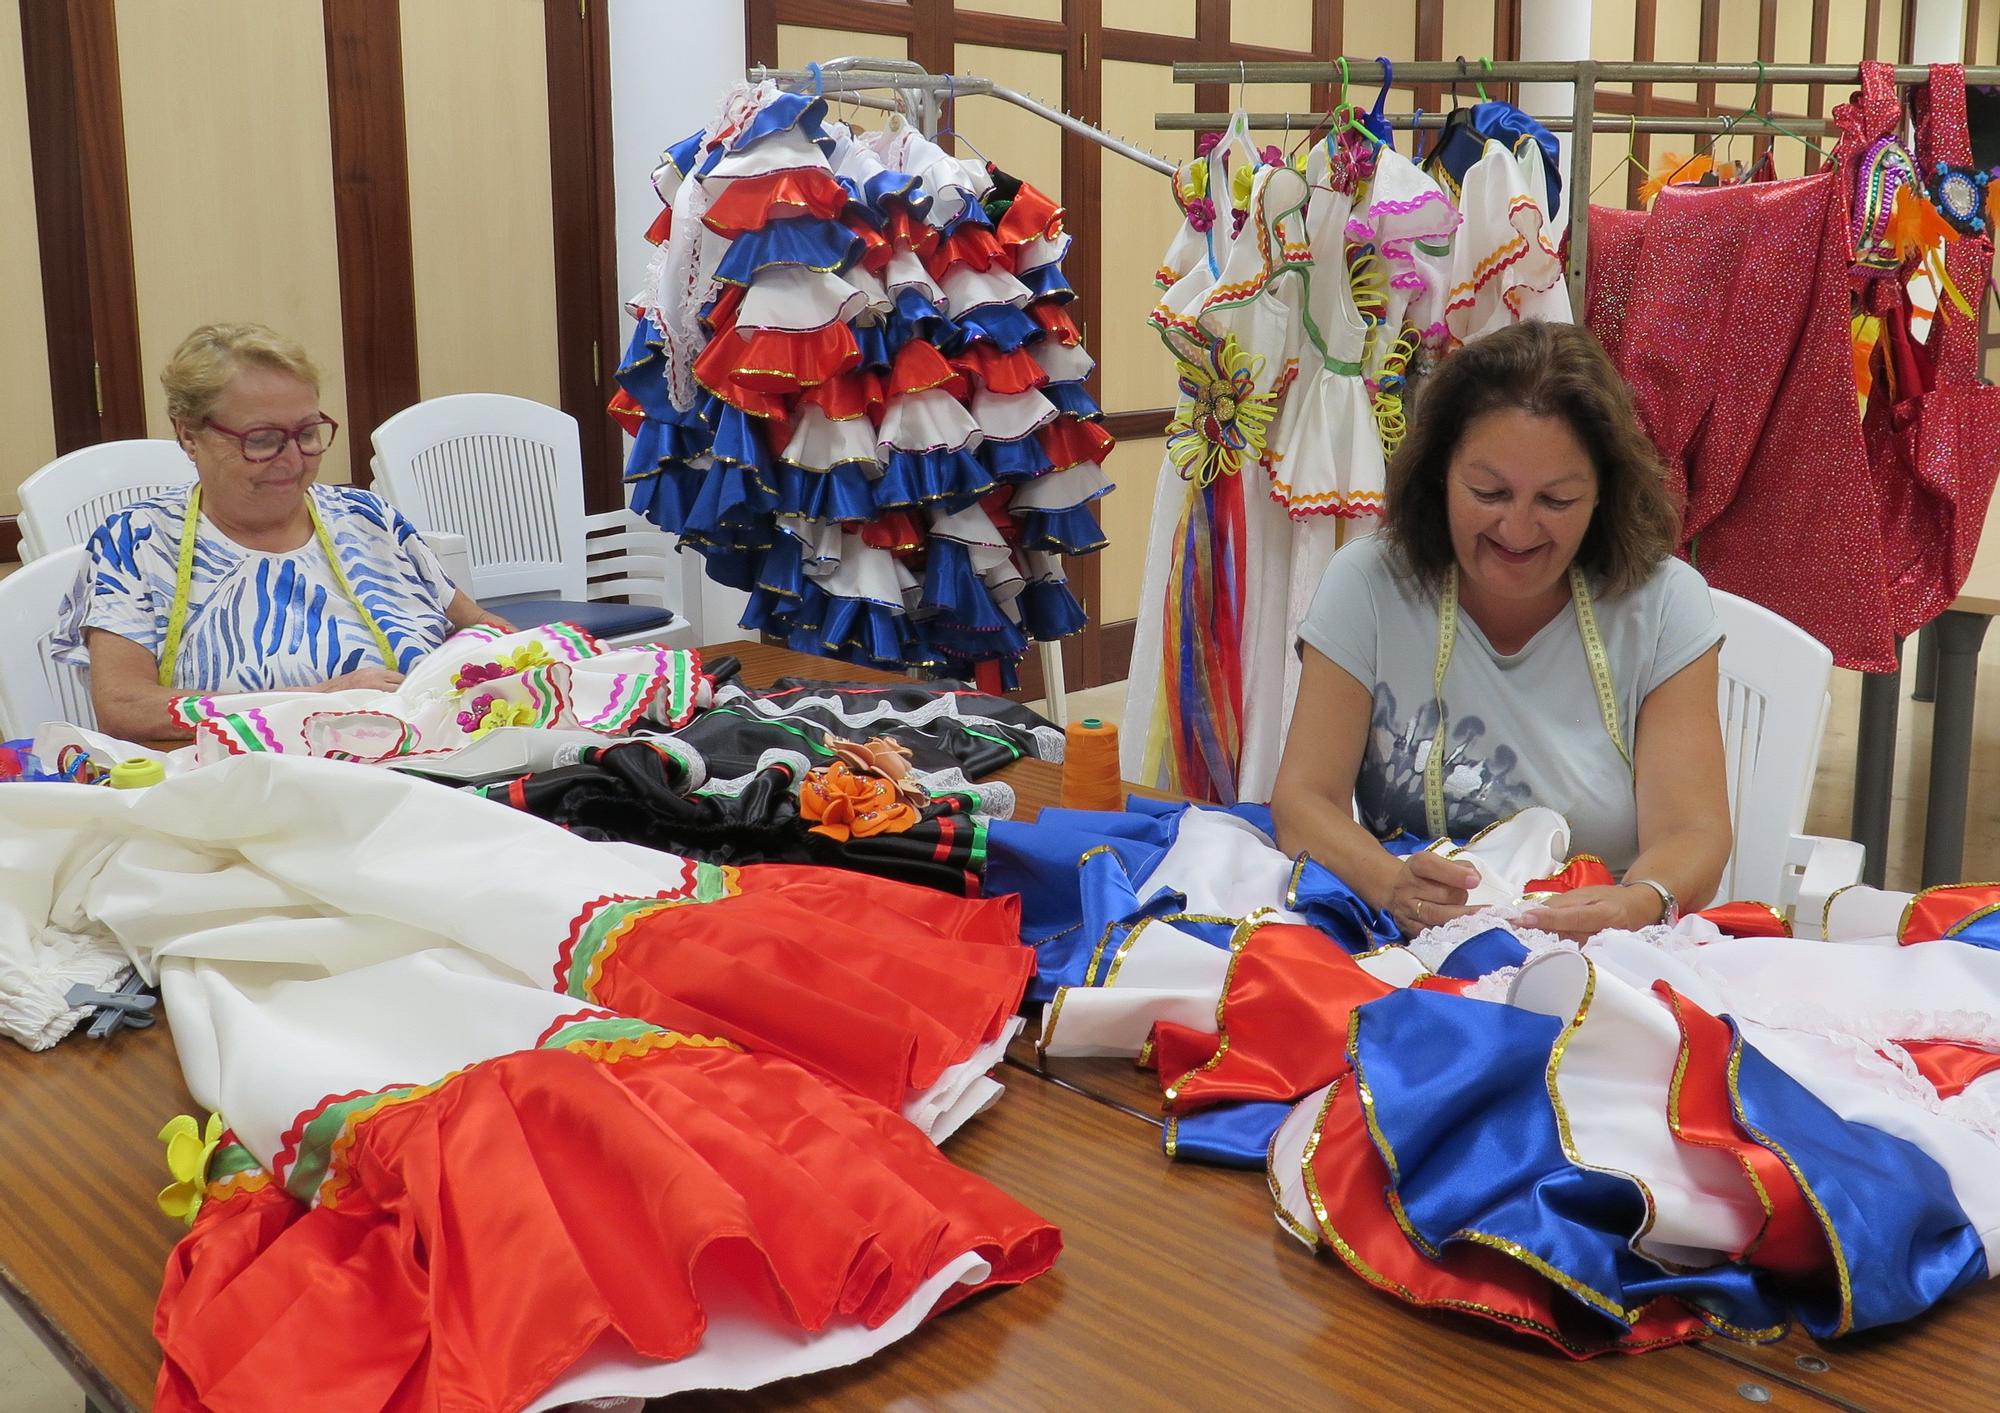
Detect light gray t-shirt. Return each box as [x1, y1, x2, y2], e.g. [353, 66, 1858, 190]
[1297, 536, 1721, 870]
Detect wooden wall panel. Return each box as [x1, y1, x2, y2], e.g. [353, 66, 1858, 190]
[1441, 0, 1496, 68]
[953, 43, 1066, 200]
[777, 23, 909, 67]
[963, 0, 1061, 21]
[324, 0, 418, 482]
[115, 1, 352, 479]
[0, 0, 55, 517]
[400, 0, 561, 410]
[1653, 0, 1703, 103]
[1097, 434, 1165, 625]
[1107, 0, 1197, 39]
[1097, 58, 1185, 418]
[1234, 0, 1312, 51]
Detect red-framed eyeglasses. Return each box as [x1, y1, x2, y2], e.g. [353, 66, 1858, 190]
[204, 415, 340, 463]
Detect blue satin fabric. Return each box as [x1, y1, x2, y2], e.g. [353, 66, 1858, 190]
[1432, 927, 1530, 980]
[980, 433, 1054, 482]
[660, 129, 705, 188]
[1017, 578, 1087, 640]
[986, 799, 1273, 1001]
[702, 92, 832, 171]
[1945, 910, 2000, 950]
[713, 218, 863, 286]
[1016, 504, 1109, 556]
[983, 799, 1404, 1002]
[1168, 1101, 1292, 1167]
[1727, 1021, 1987, 1333]
[1425, 101, 1563, 214]
[1040, 382, 1101, 420]
[1352, 988, 1792, 1335]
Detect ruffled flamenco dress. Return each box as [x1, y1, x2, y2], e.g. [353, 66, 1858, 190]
[983, 799, 2000, 1355]
[0, 754, 1059, 1409]
[612, 85, 1111, 688]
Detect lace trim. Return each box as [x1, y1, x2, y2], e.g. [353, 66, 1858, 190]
[708, 684, 1064, 761]
[1604, 925, 2000, 1149]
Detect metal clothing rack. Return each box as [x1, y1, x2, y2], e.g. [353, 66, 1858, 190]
[745, 56, 1182, 720]
[749, 56, 1177, 176]
[1162, 59, 2000, 305]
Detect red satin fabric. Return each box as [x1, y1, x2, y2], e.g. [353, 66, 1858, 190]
[589, 865, 1032, 1112]
[1693, 901, 1792, 939]
[889, 339, 967, 398]
[926, 224, 1010, 281]
[722, 323, 864, 395]
[1039, 416, 1114, 470]
[1305, 1076, 1711, 1358]
[1900, 1039, 2000, 1099]
[951, 344, 1048, 395]
[1901, 884, 2000, 943]
[154, 1043, 1058, 1411]
[800, 368, 889, 422]
[1153, 922, 1390, 1111]
[1032, 303, 1081, 345]
[1653, 983, 1830, 1276]
[995, 183, 1064, 248]
[1525, 857, 1617, 893]
[703, 168, 850, 237]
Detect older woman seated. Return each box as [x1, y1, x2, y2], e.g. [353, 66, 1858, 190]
[1271, 320, 1732, 941]
[54, 322, 510, 742]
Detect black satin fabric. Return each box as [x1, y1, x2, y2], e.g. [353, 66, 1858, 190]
[484, 740, 991, 895]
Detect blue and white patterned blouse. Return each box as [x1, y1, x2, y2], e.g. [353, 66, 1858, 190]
[53, 484, 458, 692]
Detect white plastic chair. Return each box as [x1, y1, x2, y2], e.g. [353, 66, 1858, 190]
[15, 438, 476, 588]
[371, 394, 687, 648]
[1713, 589, 1865, 935]
[16, 441, 196, 560]
[0, 546, 95, 737]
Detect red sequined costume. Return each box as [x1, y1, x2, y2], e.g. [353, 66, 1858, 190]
[1586, 63, 1999, 671]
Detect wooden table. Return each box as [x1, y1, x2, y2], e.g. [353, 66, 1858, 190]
[1851, 493, 1999, 888]
[4, 641, 1996, 1411]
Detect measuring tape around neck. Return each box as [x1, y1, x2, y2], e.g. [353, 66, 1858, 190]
[1421, 563, 1629, 840]
[156, 486, 399, 688]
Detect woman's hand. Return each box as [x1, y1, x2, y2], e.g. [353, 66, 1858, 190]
[1387, 850, 1482, 935]
[318, 667, 405, 693]
[476, 610, 518, 633]
[1518, 884, 1664, 940]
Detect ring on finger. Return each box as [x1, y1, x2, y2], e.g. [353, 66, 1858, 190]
[1414, 898, 1424, 925]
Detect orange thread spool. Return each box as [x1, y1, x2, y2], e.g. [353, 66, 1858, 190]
[1060, 717, 1125, 812]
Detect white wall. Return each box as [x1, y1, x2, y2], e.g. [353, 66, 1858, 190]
[607, 0, 749, 642]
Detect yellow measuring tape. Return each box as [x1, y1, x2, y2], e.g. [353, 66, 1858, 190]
[1422, 563, 1629, 839]
[157, 486, 398, 688]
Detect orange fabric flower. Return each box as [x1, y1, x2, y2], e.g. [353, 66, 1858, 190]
[827, 736, 927, 805]
[800, 761, 920, 842]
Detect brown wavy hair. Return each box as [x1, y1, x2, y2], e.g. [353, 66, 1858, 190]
[1378, 320, 1681, 597]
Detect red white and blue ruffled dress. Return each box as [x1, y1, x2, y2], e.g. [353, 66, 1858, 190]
[614, 87, 1110, 686]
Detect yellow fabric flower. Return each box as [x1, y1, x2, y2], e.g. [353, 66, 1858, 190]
[1164, 333, 1279, 487]
[157, 1113, 224, 1226]
[1230, 160, 1255, 212]
[504, 642, 553, 673]
[474, 700, 540, 737]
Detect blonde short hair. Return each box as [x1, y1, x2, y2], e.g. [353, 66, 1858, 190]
[160, 323, 321, 427]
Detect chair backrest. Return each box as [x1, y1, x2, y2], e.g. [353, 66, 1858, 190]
[0, 547, 96, 737]
[16, 440, 197, 559]
[1712, 589, 1833, 904]
[370, 394, 587, 602]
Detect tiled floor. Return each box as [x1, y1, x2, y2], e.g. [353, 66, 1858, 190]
[0, 1308, 83, 1413]
[5, 633, 1996, 1406]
